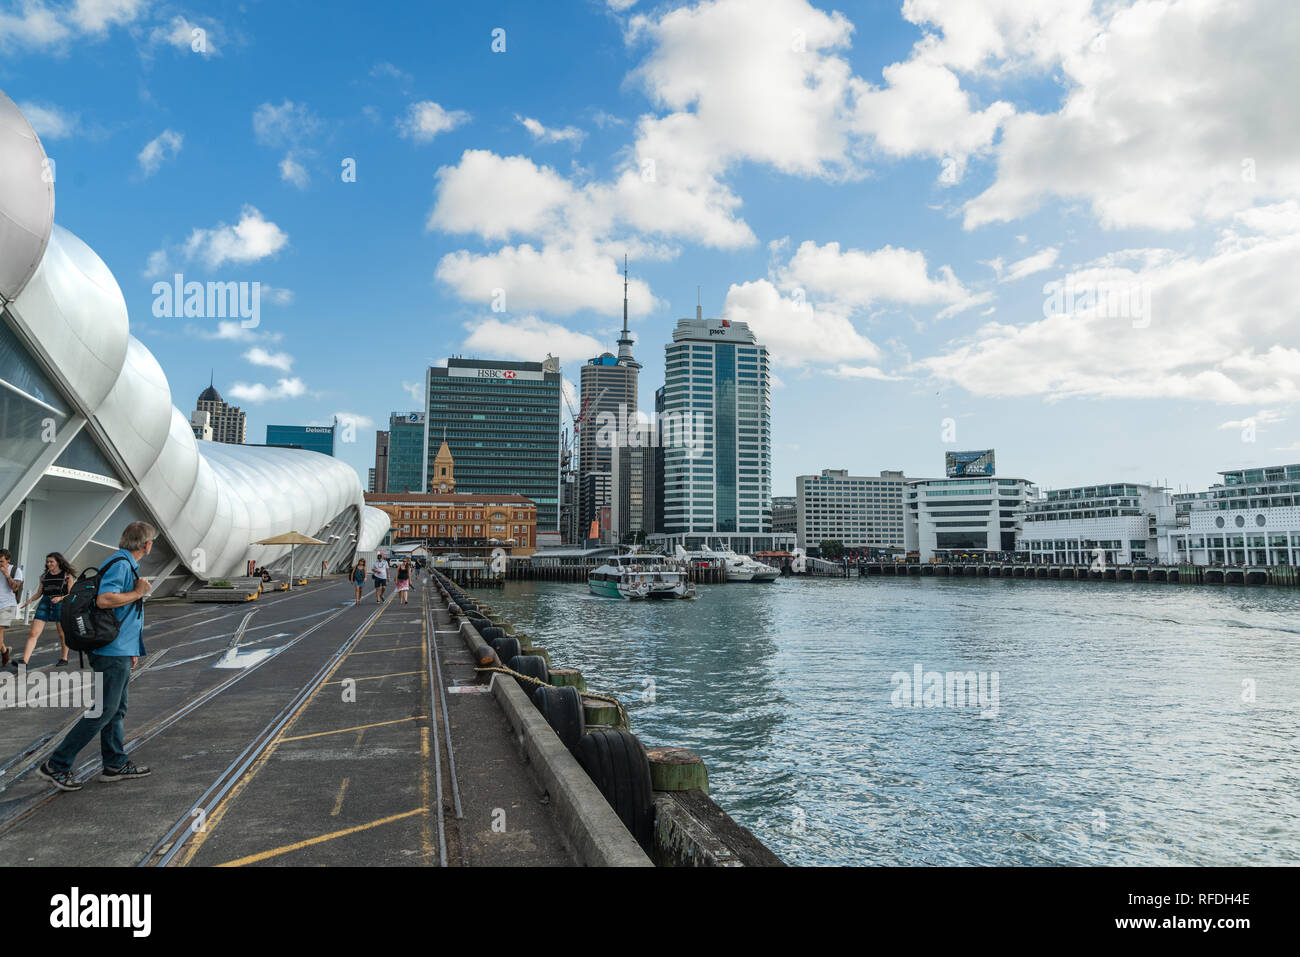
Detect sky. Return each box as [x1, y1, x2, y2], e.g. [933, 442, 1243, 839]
[4, 0, 1299, 497]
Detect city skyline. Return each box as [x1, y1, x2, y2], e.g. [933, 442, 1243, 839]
[5, 0, 1296, 498]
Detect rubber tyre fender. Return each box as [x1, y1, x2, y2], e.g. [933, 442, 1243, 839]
[480, 625, 505, 643]
[575, 729, 654, 852]
[490, 635, 520, 663]
[532, 684, 585, 752]
[507, 654, 549, 692]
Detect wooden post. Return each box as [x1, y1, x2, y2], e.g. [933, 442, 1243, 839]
[646, 746, 709, 794]
[550, 668, 587, 691]
[582, 696, 622, 727]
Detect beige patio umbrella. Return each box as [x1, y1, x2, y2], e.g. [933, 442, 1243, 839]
[252, 531, 327, 588]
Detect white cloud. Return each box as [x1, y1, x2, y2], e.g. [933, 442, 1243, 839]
[428, 150, 576, 241]
[999, 247, 1059, 284]
[18, 101, 78, 140]
[370, 61, 411, 85]
[401, 381, 423, 404]
[243, 347, 294, 372]
[253, 100, 321, 148]
[516, 115, 586, 147]
[397, 101, 469, 143]
[143, 248, 170, 279]
[229, 377, 308, 403]
[201, 321, 283, 344]
[2, 0, 146, 52]
[332, 411, 375, 429]
[776, 240, 986, 317]
[462, 316, 604, 364]
[961, 0, 1300, 231]
[1219, 410, 1284, 431]
[261, 286, 294, 306]
[919, 213, 1300, 403]
[279, 153, 309, 189]
[138, 129, 182, 176]
[721, 279, 883, 367]
[435, 241, 658, 318]
[179, 205, 289, 269]
[829, 364, 902, 381]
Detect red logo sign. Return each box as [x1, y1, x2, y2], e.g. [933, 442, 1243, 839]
[503, 370, 517, 379]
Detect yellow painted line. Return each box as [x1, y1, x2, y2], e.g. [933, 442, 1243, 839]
[279, 715, 419, 743]
[216, 808, 425, 867]
[173, 603, 390, 866]
[323, 670, 422, 685]
[331, 778, 350, 817]
[345, 644, 424, 656]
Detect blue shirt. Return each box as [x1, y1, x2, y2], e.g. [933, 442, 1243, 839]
[95, 549, 145, 657]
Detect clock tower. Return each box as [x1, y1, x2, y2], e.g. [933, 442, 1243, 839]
[432, 439, 455, 493]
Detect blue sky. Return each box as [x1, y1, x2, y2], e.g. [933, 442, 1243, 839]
[4, 0, 1298, 496]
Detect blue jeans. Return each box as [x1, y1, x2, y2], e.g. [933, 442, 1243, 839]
[49, 653, 131, 772]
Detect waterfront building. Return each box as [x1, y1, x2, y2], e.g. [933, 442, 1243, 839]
[372, 430, 390, 494]
[386, 411, 425, 492]
[366, 493, 537, 556]
[1168, 464, 1300, 565]
[796, 469, 908, 554]
[771, 495, 797, 536]
[0, 94, 388, 593]
[424, 356, 563, 532]
[648, 308, 788, 555]
[266, 422, 336, 457]
[905, 474, 1037, 561]
[193, 376, 246, 444]
[1016, 483, 1175, 565]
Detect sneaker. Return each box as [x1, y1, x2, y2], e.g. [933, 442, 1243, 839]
[37, 762, 83, 792]
[99, 761, 151, 783]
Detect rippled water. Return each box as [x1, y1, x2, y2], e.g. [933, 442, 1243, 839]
[486, 576, 1300, 866]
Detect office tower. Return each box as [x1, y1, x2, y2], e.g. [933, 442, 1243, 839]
[795, 470, 909, 554]
[577, 258, 640, 536]
[652, 308, 775, 553]
[425, 356, 563, 531]
[386, 411, 425, 493]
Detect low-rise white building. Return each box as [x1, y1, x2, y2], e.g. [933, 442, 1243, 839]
[1016, 483, 1174, 564]
[905, 476, 1037, 561]
[1169, 464, 1300, 566]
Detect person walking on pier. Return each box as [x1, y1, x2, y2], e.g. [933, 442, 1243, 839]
[372, 554, 389, 603]
[351, 558, 367, 605]
[0, 549, 23, 667]
[395, 559, 411, 604]
[13, 552, 75, 667]
[37, 523, 155, 792]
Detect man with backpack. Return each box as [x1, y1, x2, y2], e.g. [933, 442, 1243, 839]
[38, 523, 156, 792]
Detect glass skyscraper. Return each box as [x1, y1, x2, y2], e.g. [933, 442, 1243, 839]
[652, 310, 778, 553]
[386, 411, 425, 493]
[424, 357, 563, 531]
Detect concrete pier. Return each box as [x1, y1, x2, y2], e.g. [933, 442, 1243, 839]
[852, 561, 1295, 587]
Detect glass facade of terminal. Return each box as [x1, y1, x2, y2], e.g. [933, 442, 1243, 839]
[426, 359, 562, 531]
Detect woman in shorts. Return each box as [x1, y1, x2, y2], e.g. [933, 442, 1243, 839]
[14, 552, 74, 667]
[351, 558, 367, 605]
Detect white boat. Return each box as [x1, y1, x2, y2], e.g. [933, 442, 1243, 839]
[675, 544, 780, 582]
[589, 553, 696, 600]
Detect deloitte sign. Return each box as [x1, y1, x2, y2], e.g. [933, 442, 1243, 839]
[266, 424, 336, 456]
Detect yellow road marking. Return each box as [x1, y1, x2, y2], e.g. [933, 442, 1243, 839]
[345, 644, 424, 656]
[279, 716, 419, 743]
[331, 778, 349, 817]
[419, 608, 434, 864]
[173, 602, 390, 866]
[323, 670, 421, 685]
[216, 808, 425, 867]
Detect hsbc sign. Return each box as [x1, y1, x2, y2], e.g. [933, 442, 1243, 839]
[448, 366, 543, 381]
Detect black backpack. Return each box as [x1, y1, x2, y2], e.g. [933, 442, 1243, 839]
[61, 555, 139, 652]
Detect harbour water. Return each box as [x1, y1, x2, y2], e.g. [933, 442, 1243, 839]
[487, 576, 1300, 866]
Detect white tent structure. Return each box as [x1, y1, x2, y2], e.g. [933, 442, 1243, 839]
[0, 90, 389, 595]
